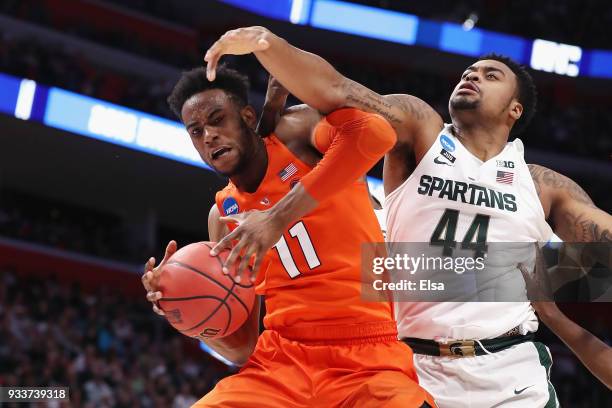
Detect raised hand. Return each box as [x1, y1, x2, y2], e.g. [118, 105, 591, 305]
[204, 26, 271, 81]
[141, 240, 177, 316]
[210, 210, 285, 284]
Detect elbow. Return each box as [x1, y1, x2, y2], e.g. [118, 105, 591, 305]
[358, 113, 398, 158]
[375, 115, 398, 153]
[325, 108, 397, 157]
[219, 338, 257, 366]
[319, 78, 350, 113]
[228, 348, 254, 367]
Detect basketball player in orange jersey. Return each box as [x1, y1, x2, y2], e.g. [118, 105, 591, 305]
[203, 27, 612, 407]
[142, 66, 436, 407]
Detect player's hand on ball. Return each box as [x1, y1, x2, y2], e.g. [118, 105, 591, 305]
[211, 210, 284, 283]
[204, 26, 271, 81]
[142, 240, 178, 316]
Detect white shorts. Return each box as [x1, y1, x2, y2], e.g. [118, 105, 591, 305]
[414, 341, 560, 408]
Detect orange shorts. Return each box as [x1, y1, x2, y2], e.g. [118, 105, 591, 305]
[194, 325, 436, 408]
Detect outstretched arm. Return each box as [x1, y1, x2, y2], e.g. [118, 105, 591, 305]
[519, 252, 612, 390]
[205, 26, 442, 144]
[518, 247, 612, 389]
[540, 306, 612, 389]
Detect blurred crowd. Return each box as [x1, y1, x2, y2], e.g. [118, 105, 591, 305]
[0, 270, 232, 408]
[0, 190, 131, 261]
[0, 189, 200, 264]
[0, 29, 176, 120]
[11, 0, 607, 50]
[353, 0, 612, 49]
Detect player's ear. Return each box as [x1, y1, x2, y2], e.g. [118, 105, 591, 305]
[510, 100, 523, 121]
[240, 105, 258, 130]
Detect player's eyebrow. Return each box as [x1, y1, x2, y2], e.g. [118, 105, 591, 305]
[481, 66, 506, 77]
[464, 65, 506, 77]
[186, 108, 222, 130]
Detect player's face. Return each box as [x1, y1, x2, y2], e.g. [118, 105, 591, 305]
[449, 59, 521, 123]
[181, 89, 257, 176]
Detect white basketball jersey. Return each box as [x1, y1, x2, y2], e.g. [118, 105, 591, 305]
[385, 125, 553, 340]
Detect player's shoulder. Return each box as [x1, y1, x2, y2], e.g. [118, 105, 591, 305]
[382, 94, 443, 146]
[527, 163, 594, 206]
[208, 203, 230, 241]
[382, 94, 443, 125]
[214, 183, 237, 205]
[273, 104, 322, 145]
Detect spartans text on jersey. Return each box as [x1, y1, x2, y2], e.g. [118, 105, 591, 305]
[417, 175, 517, 212]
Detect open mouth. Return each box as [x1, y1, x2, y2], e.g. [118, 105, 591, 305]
[211, 147, 231, 160]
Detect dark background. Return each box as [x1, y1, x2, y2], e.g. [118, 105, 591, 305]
[0, 1, 610, 406]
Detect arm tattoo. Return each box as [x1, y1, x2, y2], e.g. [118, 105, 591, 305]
[386, 95, 430, 121]
[563, 211, 612, 243]
[528, 164, 543, 198]
[341, 80, 429, 126]
[528, 164, 595, 207]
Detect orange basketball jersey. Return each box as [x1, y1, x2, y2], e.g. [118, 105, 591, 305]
[215, 134, 394, 337]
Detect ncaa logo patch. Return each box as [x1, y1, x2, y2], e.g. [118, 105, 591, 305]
[222, 197, 239, 215]
[440, 135, 455, 152]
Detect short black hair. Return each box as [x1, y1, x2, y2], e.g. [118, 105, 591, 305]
[478, 53, 537, 135]
[167, 65, 250, 119]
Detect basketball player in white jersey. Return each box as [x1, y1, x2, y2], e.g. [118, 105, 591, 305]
[204, 27, 612, 407]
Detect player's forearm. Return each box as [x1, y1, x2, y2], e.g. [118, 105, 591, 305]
[256, 77, 289, 136]
[555, 206, 612, 270]
[257, 101, 284, 137]
[255, 30, 346, 113]
[267, 109, 396, 227]
[556, 206, 612, 244]
[202, 298, 261, 366]
[267, 184, 318, 229]
[540, 307, 612, 389]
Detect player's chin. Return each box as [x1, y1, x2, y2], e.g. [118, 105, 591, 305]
[212, 160, 240, 177]
[450, 95, 479, 110]
[210, 153, 240, 175]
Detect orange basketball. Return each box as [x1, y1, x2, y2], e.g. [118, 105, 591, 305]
[157, 242, 256, 340]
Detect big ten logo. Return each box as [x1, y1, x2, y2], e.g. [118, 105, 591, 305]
[530, 39, 582, 77]
[496, 160, 515, 169]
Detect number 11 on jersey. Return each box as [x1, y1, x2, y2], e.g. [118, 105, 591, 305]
[274, 221, 321, 278]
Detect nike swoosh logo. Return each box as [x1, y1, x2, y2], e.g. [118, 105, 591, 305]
[433, 157, 452, 166]
[514, 385, 535, 394]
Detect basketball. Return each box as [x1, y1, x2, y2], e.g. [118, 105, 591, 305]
[157, 242, 256, 340]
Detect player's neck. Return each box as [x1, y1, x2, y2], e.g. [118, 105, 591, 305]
[451, 122, 509, 162]
[231, 138, 268, 193]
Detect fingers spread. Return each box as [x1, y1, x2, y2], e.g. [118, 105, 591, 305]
[236, 243, 257, 282]
[211, 227, 241, 255]
[143, 257, 155, 274]
[251, 252, 265, 283]
[224, 238, 249, 277]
